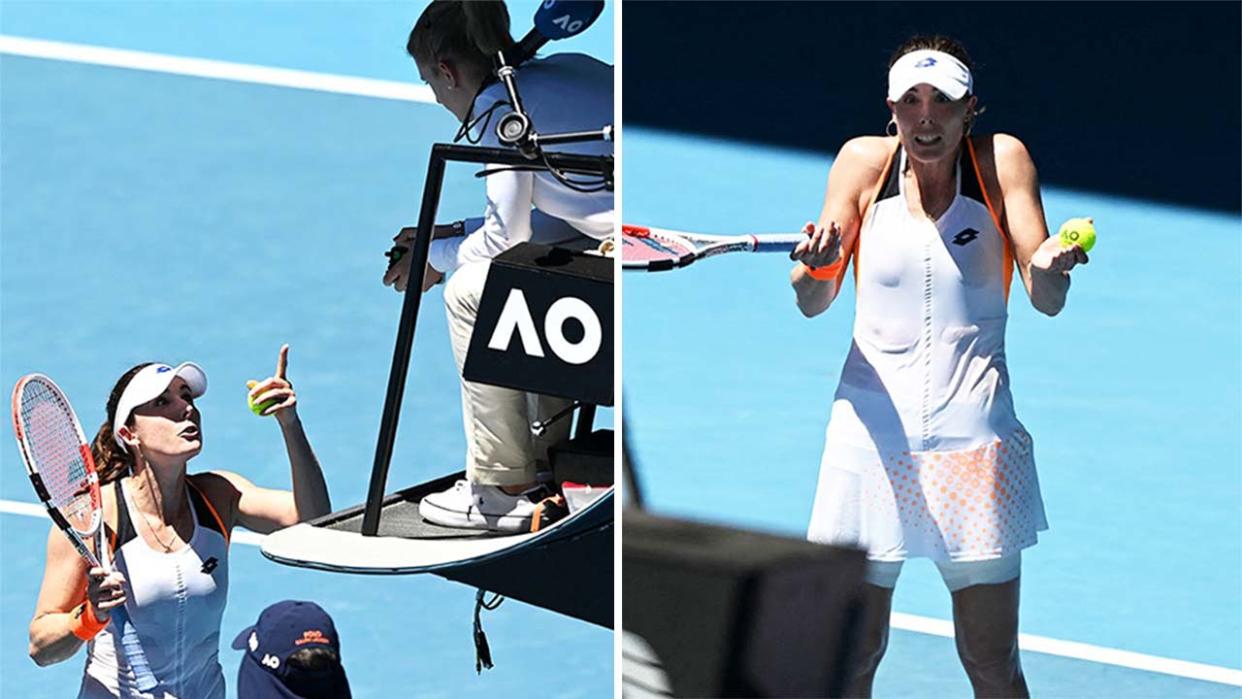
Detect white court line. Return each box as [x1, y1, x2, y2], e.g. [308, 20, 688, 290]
[2, 499, 1238, 688]
[0, 35, 436, 104]
[891, 613, 1242, 687]
[1, 499, 266, 546]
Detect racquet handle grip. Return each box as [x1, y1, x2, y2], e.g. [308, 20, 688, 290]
[752, 234, 808, 252]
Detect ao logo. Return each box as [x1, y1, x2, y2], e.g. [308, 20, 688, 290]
[261, 654, 280, 669]
[543, 2, 585, 33]
[487, 289, 602, 365]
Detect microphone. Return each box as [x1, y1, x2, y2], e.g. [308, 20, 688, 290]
[510, 0, 605, 65]
[534, 0, 604, 39]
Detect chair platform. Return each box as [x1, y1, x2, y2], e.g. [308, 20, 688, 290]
[260, 472, 614, 626]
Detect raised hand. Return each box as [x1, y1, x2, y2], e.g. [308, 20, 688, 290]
[246, 344, 297, 424]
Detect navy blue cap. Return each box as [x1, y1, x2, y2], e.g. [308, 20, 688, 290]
[232, 601, 351, 699]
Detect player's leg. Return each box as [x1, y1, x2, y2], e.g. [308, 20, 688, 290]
[938, 555, 1028, 698]
[806, 448, 900, 697]
[846, 562, 901, 697]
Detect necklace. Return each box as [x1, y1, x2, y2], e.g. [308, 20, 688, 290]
[131, 481, 178, 552]
[138, 508, 177, 552]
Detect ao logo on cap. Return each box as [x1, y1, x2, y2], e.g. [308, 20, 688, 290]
[915, 57, 937, 68]
[486, 290, 602, 365]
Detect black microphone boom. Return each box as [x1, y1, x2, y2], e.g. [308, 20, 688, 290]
[509, 29, 547, 67]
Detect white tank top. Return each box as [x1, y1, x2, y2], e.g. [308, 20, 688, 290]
[829, 141, 1020, 453]
[80, 479, 229, 699]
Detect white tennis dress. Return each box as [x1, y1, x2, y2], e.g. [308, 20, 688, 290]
[79, 480, 229, 699]
[807, 140, 1048, 563]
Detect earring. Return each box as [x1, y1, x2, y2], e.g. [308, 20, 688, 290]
[886, 119, 898, 137]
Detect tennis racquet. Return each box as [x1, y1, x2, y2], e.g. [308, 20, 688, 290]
[12, 374, 158, 691]
[622, 224, 806, 272]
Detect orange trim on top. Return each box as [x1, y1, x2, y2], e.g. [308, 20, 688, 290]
[965, 137, 1015, 303]
[844, 231, 859, 288]
[188, 481, 230, 545]
[854, 144, 900, 286]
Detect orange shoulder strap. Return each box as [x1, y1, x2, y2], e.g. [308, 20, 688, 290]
[965, 137, 1015, 302]
[851, 143, 900, 285]
[188, 480, 230, 545]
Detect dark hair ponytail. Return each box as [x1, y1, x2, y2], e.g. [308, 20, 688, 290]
[463, 1, 514, 57]
[91, 363, 151, 484]
[407, 0, 514, 73]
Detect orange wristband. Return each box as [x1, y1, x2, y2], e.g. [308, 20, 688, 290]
[802, 259, 844, 281]
[71, 602, 108, 641]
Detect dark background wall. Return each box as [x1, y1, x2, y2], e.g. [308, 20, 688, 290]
[623, 1, 1241, 213]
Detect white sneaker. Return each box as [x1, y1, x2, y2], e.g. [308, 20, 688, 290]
[418, 480, 540, 533]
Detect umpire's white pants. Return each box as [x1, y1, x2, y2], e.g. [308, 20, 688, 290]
[444, 261, 572, 486]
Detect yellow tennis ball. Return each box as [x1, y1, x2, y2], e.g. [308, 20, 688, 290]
[246, 380, 277, 416]
[1058, 217, 1096, 253]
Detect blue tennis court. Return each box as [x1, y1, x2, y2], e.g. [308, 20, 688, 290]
[622, 128, 1242, 695]
[0, 3, 612, 697]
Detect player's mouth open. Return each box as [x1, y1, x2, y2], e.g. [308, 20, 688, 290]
[181, 426, 200, 439]
[914, 134, 942, 145]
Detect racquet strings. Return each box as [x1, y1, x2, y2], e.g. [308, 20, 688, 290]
[18, 379, 98, 534]
[621, 227, 694, 263]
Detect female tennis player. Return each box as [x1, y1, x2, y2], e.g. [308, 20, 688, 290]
[795, 36, 1087, 697]
[382, 0, 612, 532]
[28, 345, 332, 698]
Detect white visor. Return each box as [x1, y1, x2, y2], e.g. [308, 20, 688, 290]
[113, 362, 208, 450]
[887, 49, 973, 102]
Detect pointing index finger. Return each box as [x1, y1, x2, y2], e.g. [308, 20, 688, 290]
[276, 344, 289, 381]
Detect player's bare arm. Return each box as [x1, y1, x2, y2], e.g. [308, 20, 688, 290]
[792, 136, 890, 317]
[991, 133, 1085, 316]
[28, 526, 94, 665]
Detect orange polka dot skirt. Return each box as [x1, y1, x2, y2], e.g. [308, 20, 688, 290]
[808, 428, 1048, 561]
